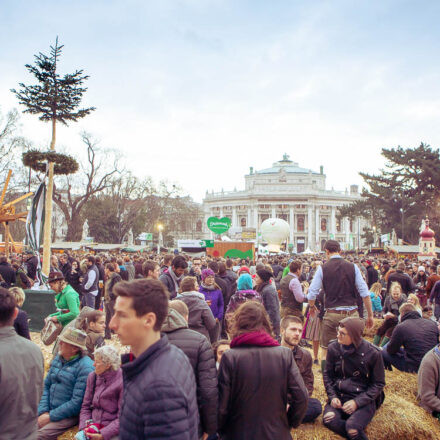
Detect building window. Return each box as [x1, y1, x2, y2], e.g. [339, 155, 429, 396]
[297, 215, 305, 231]
[321, 218, 327, 232]
[260, 214, 269, 222]
[336, 218, 341, 232]
[350, 219, 353, 232]
[279, 214, 288, 221]
[241, 217, 247, 227]
[196, 220, 202, 232]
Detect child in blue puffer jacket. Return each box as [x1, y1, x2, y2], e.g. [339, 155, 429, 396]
[370, 282, 383, 317]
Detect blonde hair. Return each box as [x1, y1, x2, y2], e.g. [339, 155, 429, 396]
[390, 282, 402, 296]
[370, 282, 382, 298]
[9, 287, 25, 307]
[407, 293, 421, 309]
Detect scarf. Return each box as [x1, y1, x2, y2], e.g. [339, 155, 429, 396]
[230, 330, 279, 348]
[201, 282, 216, 291]
[168, 267, 182, 293]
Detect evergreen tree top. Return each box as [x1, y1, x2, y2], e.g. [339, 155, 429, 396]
[11, 37, 95, 125]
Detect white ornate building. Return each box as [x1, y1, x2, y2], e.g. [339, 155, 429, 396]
[203, 155, 368, 252]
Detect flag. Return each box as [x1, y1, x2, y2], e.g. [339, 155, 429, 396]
[26, 181, 46, 281]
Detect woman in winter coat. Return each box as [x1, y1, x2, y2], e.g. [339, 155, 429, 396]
[383, 282, 407, 316]
[199, 269, 224, 341]
[218, 301, 308, 440]
[225, 273, 262, 335]
[177, 276, 217, 342]
[255, 268, 280, 339]
[78, 345, 123, 440]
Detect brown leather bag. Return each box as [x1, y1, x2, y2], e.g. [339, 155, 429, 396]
[41, 319, 62, 345]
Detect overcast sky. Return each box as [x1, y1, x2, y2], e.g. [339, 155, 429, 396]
[1, 0, 440, 202]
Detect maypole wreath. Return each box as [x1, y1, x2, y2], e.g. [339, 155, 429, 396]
[22, 150, 79, 175]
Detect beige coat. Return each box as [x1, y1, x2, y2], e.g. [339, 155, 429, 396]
[0, 326, 44, 439]
[418, 346, 440, 413]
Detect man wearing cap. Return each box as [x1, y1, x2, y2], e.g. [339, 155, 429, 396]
[37, 328, 94, 439]
[323, 317, 385, 440]
[307, 240, 374, 372]
[47, 271, 80, 327]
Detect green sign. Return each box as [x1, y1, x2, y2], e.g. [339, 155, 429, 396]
[207, 217, 231, 234]
[200, 239, 214, 248]
[224, 249, 253, 259]
[329, 233, 335, 239]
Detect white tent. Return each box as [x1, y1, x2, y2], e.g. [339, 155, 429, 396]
[301, 247, 314, 255]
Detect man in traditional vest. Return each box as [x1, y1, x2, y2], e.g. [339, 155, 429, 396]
[280, 260, 306, 321]
[307, 240, 374, 371]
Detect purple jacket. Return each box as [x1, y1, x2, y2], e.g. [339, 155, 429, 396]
[79, 368, 123, 440]
[225, 289, 263, 315]
[199, 285, 224, 320]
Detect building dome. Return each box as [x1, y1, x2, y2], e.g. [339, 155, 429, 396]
[420, 219, 435, 239]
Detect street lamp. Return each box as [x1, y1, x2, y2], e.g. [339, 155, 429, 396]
[157, 223, 163, 255]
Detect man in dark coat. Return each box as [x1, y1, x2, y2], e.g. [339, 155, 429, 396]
[24, 252, 39, 282]
[386, 261, 415, 294]
[58, 254, 72, 284]
[365, 261, 379, 289]
[0, 256, 16, 287]
[109, 278, 199, 440]
[382, 302, 439, 372]
[159, 255, 188, 299]
[162, 301, 218, 438]
[323, 317, 385, 440]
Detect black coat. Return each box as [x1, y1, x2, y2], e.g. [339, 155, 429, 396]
[13, 308, 31, 340]
[0, 261, 16, 287]
[162, 309, 218, 435]
[25, 256, 39, 281]
[120, 335, 199, 440]
[324, 339, 385, 408]
[59, 261, 72, 283]
[215, 275, 230, 309]
[258, 283, 281, 337]
[218, 344, 308, 440]
[366, 265, 379, 289]
[386, 270, 415, 294]
[386, 311, 439, 371]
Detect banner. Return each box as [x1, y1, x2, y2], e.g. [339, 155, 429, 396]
[26, 181, 46, 282]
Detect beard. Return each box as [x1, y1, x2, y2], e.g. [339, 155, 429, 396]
[283, 334, 300, 348]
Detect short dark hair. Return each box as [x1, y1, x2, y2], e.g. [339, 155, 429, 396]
[226, 259, 233, 268]
[87, 255, 96, 265]
[0, 288, 16, 326]
[105, 262, 116, 272]
[289, 260, 302, 273]
[280, 315, 303, 330]
[143, 260, 159, 276]
[172, 255, 188, 270]
[114, 279, 169, 331]
[324, 240, 340, 253]
[208, 261, 219, 273]
[218, 262, 227, 275]
[179, 276, 198, 293]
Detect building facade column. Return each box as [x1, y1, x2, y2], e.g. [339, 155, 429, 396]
[315, 206, 320, 251]
[247, 207, 252, 228]
[308, 206, 313, 250]
[271, 205, 276, 218]
[330, 206, 336, 237]
[254, 207, 259, 238]
[219, 206, 223, 218]
[289, 206, 294, 244]
[232, 206, 237, 227]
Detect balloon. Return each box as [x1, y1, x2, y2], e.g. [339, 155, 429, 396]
[260, 218, 290, 252]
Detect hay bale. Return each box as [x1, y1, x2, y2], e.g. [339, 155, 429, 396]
[291, 364, 440, 439]
[58, 427, 78, 439]
[364, 317, 384, 338]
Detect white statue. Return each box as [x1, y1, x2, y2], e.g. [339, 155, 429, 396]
[420, 218, 426, 232]
[82, 219, 89, 240]
[127, 228, 134, 246]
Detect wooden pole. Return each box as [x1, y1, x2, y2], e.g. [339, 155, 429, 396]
[0, 170, 12, 208]
[42, 118, 56, 275]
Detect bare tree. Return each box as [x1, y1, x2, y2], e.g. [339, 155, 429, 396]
[53, 132, 120, 241]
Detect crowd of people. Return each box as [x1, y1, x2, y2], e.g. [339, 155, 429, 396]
[1, 239, 440, 439]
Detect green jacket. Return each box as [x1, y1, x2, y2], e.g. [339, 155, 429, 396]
[50, 284, 80, 326]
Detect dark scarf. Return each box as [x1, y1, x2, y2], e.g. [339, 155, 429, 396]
[231, 330, 279, 348]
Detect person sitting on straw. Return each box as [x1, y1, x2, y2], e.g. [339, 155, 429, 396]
[323, 317, 385, 440]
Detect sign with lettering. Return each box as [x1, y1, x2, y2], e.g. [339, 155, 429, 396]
[207, 217, 231, 234]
